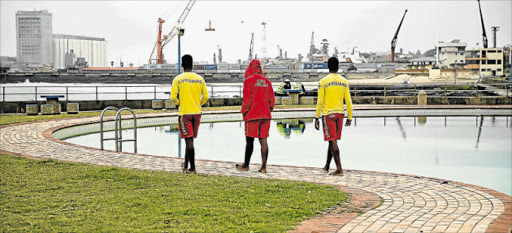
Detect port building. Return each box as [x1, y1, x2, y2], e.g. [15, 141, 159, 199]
[16, 10, 53, 68]
[438, 39, 467, 68]
[53, 34, 108, 69]
[466, 48, 505, 77]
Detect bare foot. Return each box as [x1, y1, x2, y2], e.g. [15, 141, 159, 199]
[258, 168, 267, 173]
[329, 170, 344, 176]
[322, 166, 329, 173]
[235, 164, 249, 171]
[185, 169, 196, 174]
[181, 162, 187, 172]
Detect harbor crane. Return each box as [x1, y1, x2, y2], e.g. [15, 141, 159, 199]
[148, 0, 196, 64]
[391, 9, 407, 63]
[217, 45, 223, 63]
[477, 0, 488, 48]
[205, 20, 215, 31]
[248, 33, 254, 61]
[308, 31, 319, 62]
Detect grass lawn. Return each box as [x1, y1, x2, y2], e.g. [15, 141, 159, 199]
[0, 154, 347, 232]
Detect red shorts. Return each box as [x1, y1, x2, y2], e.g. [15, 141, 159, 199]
[245, 119, 271, 138]
[322, 113, 344, 141]
[178, 114, 201, 138]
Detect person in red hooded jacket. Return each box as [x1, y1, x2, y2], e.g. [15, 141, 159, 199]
[236, 60, 275, 173]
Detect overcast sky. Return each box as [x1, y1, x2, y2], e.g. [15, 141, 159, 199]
[1, 0, 511, 66]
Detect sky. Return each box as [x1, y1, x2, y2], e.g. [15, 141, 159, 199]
[1, 0, 511, 66]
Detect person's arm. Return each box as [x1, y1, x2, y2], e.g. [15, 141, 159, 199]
[314, 80, 324, 130]
[268, 80, 275, 111]
[315, 80, 324, 119]
[200, 80, 209, 106]
[170, 78, 179, 105]
[345, 81, 353, 120]
[344, 81, 353, 126]
[241, 80, 252, 117]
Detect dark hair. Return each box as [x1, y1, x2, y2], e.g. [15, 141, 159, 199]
[182, 54, 193, 70]
[328, 57, 339, 72]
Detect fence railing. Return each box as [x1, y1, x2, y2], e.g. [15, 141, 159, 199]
[1, 83, 510, 102]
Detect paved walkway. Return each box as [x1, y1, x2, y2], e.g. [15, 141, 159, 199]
[1, 111, 511, 233]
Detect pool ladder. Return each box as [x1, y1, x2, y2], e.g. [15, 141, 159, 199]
[100, 106, 137, 153]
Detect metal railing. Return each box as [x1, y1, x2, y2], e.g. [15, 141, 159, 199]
[100, 106, 119, 150]
[114, 107, 137, 153]
[1, 83, 511, 102]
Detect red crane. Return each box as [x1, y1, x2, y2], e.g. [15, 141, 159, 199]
[149, 0, 196, 64]
[391, 9, 408, 63]
[205, 20, 215, 31]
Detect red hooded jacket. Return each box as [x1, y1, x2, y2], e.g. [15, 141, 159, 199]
[241, 60, 275, 121]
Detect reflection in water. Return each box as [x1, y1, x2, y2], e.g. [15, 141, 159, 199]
[276, 119, 308, 139]
[475, 116, 484, 150]
[396, 117, 407, 141]
[418, 116, 427, 125]
[163, 125, 179, 133]
[163, 125, 180, 157]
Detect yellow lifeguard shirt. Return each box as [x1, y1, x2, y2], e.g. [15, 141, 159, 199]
[170, 72, 209, 116]
[315, 73, 353, 119]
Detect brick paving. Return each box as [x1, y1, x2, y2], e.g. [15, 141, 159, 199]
[1, 111, 511, 233]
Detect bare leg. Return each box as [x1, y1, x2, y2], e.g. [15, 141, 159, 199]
[323, 146, 333, 173]
[185, 137, 196, 173]
[237, 137, 254, 171]
[329, 140, 343, 176]
[244, 137, 254, 167]
[183, 139, 188, 172]
[258, 138, 268, 173]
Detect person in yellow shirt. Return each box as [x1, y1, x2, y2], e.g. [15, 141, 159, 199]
[314, 57, 353, 176]
[170, 54, 209, 174]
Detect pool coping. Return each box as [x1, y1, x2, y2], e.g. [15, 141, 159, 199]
[1, 105, 511, 232]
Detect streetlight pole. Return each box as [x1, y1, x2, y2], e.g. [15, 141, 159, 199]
[454, 63, 457, 84]
[176, 23, 184, 158]
[177, 31, 182, 158]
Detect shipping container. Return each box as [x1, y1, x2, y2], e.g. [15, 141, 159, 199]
[204, 64, 217, 70]
[193, 65, 205, 70]
[218, 64, 229, 70]
[303, 63, 328, 69]
[229, 64, 241, 70]
[164, 64, 178, 69]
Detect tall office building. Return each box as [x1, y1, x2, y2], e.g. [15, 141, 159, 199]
[53, 34, 108, 69]
[16, 10, 53, 68]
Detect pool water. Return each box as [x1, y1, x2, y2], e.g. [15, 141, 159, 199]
[65, 116, 512, 195]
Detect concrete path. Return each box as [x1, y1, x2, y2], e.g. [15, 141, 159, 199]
[1, 112, 511, 233]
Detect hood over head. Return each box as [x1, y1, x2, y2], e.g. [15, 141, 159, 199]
[245, 59, 264, 79]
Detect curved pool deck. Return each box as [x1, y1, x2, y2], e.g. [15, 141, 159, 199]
[1, 105, 511, 233]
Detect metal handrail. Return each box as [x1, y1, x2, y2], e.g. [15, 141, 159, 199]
[114, 107, 137, 153]
[100, 106, 119, 150]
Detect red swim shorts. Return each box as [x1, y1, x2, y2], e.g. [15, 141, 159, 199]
[245, 119, 271, 138]
[178, 114, 201, 138]
[322, 113, 344, 141]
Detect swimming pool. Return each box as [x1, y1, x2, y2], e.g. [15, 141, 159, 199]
[63, 116, 512, 195]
